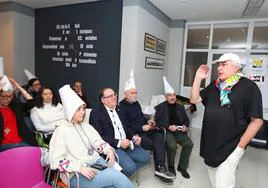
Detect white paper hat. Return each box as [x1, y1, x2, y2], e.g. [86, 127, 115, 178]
[59, 85, 85, 121]
[163, 76, 174, 94]
[0, 75, 13, 91]
[0, 57, 4, 77]
[24, 69, 37, 80]
[124, 69, 136, 91]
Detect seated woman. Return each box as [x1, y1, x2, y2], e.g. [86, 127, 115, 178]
[30, 86, 65, 143]
[49, 85, 133, 188]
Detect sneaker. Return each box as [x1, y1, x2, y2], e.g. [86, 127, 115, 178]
[177, 166, 190, 179]
[154, 174, 174, 185]
[168, 165, 176, 176]
[155, 165, 176, 179]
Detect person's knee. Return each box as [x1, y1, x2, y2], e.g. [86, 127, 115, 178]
[141, 139, 153, 150]
[154, 133, 164, 140]
[106, 169, 134, 188]
[122, 161, 136, 176]
[166, 141, 177, 150]
[182, 139, 194, 149]
[187, 140, 194, 149]
[143, 152, 151, 164]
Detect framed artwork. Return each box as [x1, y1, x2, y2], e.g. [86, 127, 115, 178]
[145, 57, 164, 69]
[144, 33, 157, 53]
[156, 39, 166, 56]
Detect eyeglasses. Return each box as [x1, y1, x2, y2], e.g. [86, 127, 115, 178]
[103, 93, 117, 99]
[0, 94, 14, 100]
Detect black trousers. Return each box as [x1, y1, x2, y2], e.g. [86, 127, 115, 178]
[140, 131, 165, 170]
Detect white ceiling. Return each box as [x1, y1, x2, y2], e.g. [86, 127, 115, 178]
[149, 0, 268, 21]
[0, 0, 268, 21]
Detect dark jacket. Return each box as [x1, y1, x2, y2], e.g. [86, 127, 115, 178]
[119, 99, 148, 134]
[0, 98, 37, 146]
[89, 104, 135, 148]
[155, 101, 189, 129]
[79, 94, 90, 108]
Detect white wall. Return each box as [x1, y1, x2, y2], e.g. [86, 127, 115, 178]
[0, 12, 14, 77]
[13, 11, 35, 85]
[119, 4, 170, 105]
[167, 27, 185, 94]
[119, 5, 139, 99]
[0, 10, 34, 85]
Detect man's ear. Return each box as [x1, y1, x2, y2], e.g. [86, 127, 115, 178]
[101, 97, 105, 104]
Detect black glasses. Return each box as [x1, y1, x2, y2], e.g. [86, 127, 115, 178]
[0, 94, 14, 100]
[103, 93, 117, 99]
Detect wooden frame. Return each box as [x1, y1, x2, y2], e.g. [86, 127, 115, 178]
[156, 39, 166, 56]
[145, 57, 164, 69]
[144, 33, 157, 53]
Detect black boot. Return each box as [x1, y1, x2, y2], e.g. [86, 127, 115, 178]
[168, 165, 176, 176]
[177, 166, 190, 179]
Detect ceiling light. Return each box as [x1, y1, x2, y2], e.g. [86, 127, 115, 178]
[242, 0, 265, 18]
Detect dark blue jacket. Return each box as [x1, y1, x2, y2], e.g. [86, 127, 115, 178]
[119, 99, 148, 134]
[89, 104, 135, 148]
[155, 101, 190, 129]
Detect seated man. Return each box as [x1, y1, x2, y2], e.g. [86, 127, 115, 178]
[72, 80, 90, 108]
[0, 76, 37, 152]
[155, 77, 193, 179]
[16, 70, 42, 131]
[19, 69, 42, 103]
[119, 70, 175, 184]
[89, 87, 150, 177]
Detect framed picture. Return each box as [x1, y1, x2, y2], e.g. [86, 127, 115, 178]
[145, 57, 164, 69]
[156, 39, 166, 56]
[144, 33, 157, 53]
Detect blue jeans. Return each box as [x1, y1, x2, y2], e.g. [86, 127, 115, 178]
[0, 141, 29, 152]
[115, 146, 151, 176]
[70, 158, 133, 188]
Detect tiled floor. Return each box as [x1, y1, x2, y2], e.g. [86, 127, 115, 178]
[130, 128, 268, 188]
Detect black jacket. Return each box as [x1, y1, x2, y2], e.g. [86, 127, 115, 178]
[119, 99, 148, 134]
[155, 101, 190, 129]
[89, 104, 135, 148]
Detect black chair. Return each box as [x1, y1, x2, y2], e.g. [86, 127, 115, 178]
[249, 120, 268, 149]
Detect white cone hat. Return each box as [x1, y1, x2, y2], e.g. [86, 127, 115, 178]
[24, 69, 36, 80]
[163, 76, 174, 94]
[125, 69, 136, 91]
[0, 75, 13, 91]
[0, 57, 4, 77]
[59, 85, 85, 121]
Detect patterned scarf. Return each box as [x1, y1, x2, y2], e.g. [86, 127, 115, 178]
[215, 73, 244, 106]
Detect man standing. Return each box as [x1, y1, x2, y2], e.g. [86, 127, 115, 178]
[0, 76, 37, 152]
[155, 77, 193, 179]
[190, 53, 263, 188]
[89, 88, 150, 177]
[119, 70, 175, 184]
